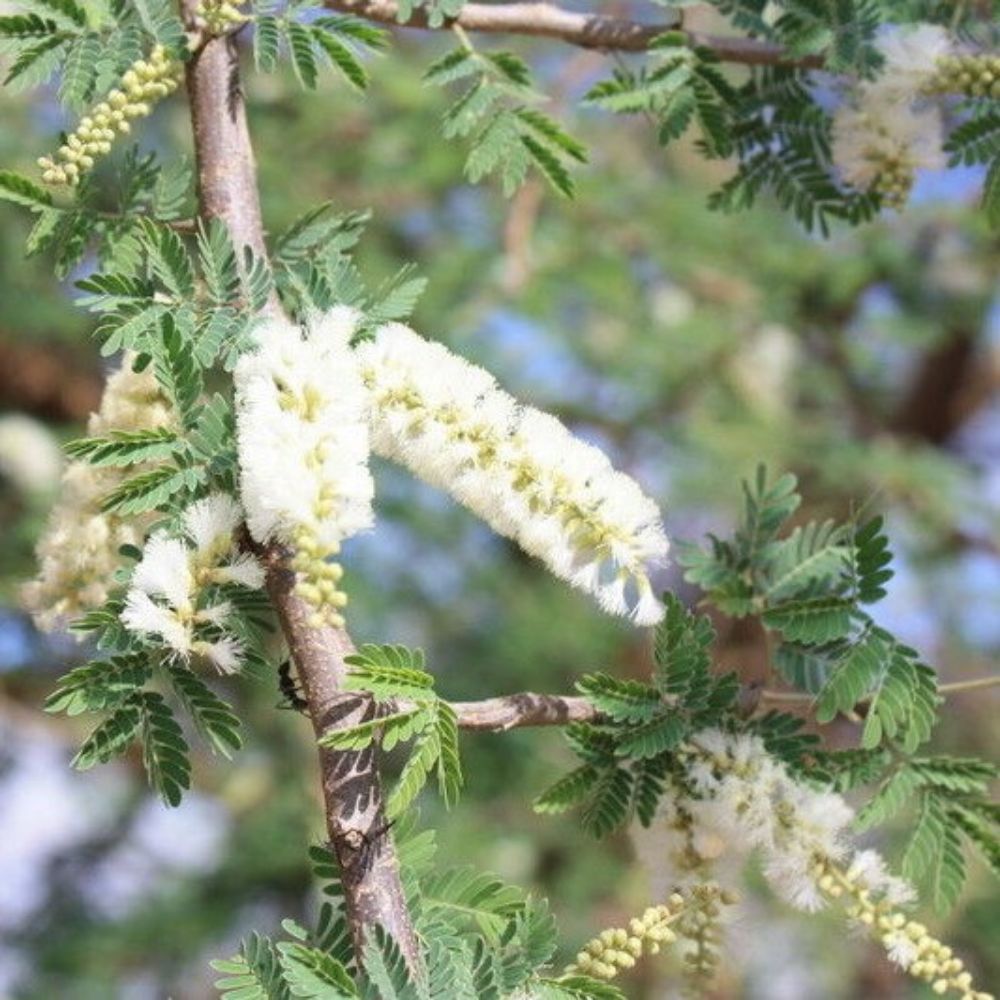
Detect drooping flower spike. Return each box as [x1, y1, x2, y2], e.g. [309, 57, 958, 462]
[356, 323, 669, 625]
[234, 309, 374, 628]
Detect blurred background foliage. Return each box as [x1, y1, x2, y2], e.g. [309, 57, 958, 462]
[0, 7, 998, 998]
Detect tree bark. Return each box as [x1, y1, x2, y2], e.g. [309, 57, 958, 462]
[181, 5, 421, 969]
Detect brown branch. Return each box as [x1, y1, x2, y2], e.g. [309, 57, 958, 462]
[324, 0, 823, 67]
[450, 692, 598, 730]
[181, 5, 420, 970]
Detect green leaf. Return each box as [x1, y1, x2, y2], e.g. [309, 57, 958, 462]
[72, 693, 144, 769]
[46, 655, 151, 717]
[100, 462, 204, 515]
[738, 464, 800, 563]
[653, 593, 715, 707]
[579, 766, 632, 837]
[764, 520, 848, 602]
[533, 764, 600, 815]
[139, 691, 191, 806]
[387, 712, 441, 818]
[0, 170, 53, 209]
[0, 13, 62, 39]
[343, 644, 434, 700]
[153, 313, 203, 428]
[420, 866, 525, 939]
[254, 14, 281, 72]
[815, 628, 885, 723]
[311, 25, 367, 90]
[213, 933, 290, 1000]
[615, 712, 686, 759]
[59, 31, 100, 107]
[853, 515, 893, 603]
[286, 21, 319, 89]
[64, 426, 182, 466]
[903, 794, 967, 913]
[166, 665, 243, 758]
[854, 765, 924, 830]
[762, 597, 854, 644]
[277, 942, 357, 998]
[576, 673, 662, 723]
[533, 976, 626, 1000]
[318, 705, 429, 751]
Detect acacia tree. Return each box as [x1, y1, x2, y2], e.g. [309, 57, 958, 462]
[1, 0, 998, 996]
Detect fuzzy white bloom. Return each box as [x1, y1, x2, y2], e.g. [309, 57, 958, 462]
[876, 24, 953, 99]
[356, 324, 669, 625]
[0, 414, 63, 495]
[120, 492, 263, 673]
[235, 308, 373, 549]
[234, 308, 372, 628]
[832, 98, 945, 198]
[23, 357, 175, 631]
[640, 730, 914, 916]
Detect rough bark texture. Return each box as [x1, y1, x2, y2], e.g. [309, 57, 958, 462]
[182, 4, 420, 969]
[324, 0, 824, 67]
[449, 692, 597, 730]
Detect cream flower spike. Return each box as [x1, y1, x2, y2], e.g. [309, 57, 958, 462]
[23, 355, 175, 631]
[355, 323, 669, 626]
[234, 308, 374, 629]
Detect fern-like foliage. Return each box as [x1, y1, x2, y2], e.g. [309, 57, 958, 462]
[424, 41, 586, 196]
[251, 2, 386, 91]
[535, 594, 738, 835]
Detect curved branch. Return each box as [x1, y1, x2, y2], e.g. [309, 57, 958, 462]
[182, 5, 421, 970]
[324, 0, 823, 68]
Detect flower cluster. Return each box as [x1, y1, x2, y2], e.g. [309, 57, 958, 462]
[235, 309, 373, 629]
[356, 324, 668, 625]
[638, 730, 989, 999]
[567, 885, 736, 982]
[38, 44, 181, 187]
[23, 357, 175, 631]
[195, 0, 250, 36]
[121, 493, 264, 673]
[832, 25, 951, 207]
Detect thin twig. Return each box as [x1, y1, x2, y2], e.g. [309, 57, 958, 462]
[760, 674, 1000, 705]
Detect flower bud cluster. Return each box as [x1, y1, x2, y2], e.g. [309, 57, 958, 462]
[234, 309, 374, 630]
[195, 0, 250, 36]
[38, 44, 181, 187]
[356, 324, 669, 626]
[927, 54, 1000, 99]
[570, 899, 681, 980]
[832, 24, 952, 208]
[816, 856, 992, 1000]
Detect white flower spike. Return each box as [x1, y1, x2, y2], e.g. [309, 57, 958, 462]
[234, 308, 374, 628]
[356, 324, 669, 626]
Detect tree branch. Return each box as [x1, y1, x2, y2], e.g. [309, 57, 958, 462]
[449, 691, 598, 730]
[324, 0, 823, 67]
[181, 6, 421, 970]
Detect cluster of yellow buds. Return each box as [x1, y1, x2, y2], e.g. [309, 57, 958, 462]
[818, 858, 991, 1000]
[290, 524, 348, 629]
[195, 0, 250, 36]
[928, 54, 1000, 99]
[567, 884, 738, 983]
[569, 900, 681, 980]
[675, 882, 736, 989]
[872, 158, 917, 210]
[38, 45, 181, 187]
